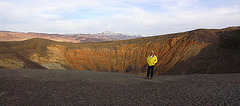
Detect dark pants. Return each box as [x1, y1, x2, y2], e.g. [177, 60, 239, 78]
[147, 66, 154, 78]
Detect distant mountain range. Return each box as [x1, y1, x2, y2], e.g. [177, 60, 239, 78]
[0, 26, 239, 75]
[94, 31, 141, 36]
[0, 31, 143, 43]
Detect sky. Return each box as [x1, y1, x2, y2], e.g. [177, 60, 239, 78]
[0, 0, 240, 35]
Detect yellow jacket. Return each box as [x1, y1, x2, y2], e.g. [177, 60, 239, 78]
[147, 55, 158, 66]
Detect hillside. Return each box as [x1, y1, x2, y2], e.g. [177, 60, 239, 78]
[0, 31, 141, 43]
[0, 27, 239, 75]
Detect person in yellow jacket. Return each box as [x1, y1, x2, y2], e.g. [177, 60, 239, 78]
[146, 50, 157, 79]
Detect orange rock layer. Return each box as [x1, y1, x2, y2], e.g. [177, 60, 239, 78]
[54, 35, 210, 74]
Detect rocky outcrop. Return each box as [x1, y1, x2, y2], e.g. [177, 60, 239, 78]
[0, 27, 239, 75]
[0, 59, 24, 69]
[29, 45, 74, 70]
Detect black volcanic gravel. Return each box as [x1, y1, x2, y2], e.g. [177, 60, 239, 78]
[0, 69, 239, 105]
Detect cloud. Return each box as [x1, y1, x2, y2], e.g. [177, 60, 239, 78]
[0, 0, 240, 35]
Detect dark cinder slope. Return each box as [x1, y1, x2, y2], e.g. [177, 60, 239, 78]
[0, 69, 239, 105]
[168, 28, 240, 74]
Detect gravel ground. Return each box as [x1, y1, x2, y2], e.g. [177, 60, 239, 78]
[0, 69, 239, 105]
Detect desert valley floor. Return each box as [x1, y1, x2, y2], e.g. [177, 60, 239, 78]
[0, 69, 239, 105]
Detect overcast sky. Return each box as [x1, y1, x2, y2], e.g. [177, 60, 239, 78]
[0, 0, 240, 35]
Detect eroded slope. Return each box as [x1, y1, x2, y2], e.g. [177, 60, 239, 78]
[0, 27, 239, 74]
